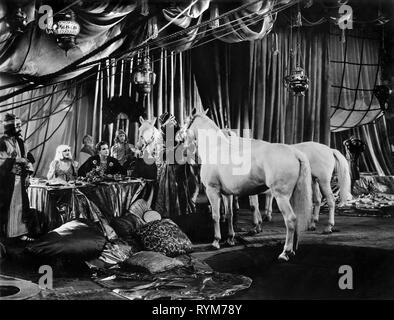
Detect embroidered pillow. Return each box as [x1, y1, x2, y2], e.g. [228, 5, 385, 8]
[135, 219, 193, 257]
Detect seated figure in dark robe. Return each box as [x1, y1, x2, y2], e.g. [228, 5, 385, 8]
[78, 141, 126, 177]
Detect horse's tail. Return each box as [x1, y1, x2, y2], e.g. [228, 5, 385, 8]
[291, 149, 313, 234]
[332, 148, 352, 205]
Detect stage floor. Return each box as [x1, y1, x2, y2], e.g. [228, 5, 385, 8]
[1, 209, 394, 299]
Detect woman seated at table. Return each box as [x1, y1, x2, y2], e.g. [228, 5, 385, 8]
[78, 141, 125, 177]
[47, 145, 78, 182]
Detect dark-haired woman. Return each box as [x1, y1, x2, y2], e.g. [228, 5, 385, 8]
[78, 141, 125, 177]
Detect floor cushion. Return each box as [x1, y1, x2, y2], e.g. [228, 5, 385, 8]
[135, 219, 193, 257]
[25, 220, 106, 260]
[123, 251, 184, 273]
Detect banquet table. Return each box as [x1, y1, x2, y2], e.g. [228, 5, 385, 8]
[28, 178, 155, 234]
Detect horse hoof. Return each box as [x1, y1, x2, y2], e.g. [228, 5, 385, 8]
[211, 241, 220, 250]
[256, 226, 263, 233]
[262, 215, 272, 222]
[323, 227, 333, 234]
[278, 250, 295, 262]
[248, 227, 259, 236]
[227, 239, 235, 246]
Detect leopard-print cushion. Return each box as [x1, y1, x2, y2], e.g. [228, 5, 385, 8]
[135, 219, 193, 257]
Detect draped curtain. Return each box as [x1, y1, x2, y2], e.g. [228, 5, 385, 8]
[0, 79, 94, 178]
[1, 0, 391, 177]
[75, 49, 204, 151]
[329, 26, 382, 132]
[331, 116, 394, 176]
[193, 24, 330, 144]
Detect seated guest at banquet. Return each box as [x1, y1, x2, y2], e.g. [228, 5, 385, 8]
[78, 141, 125, 177]
[110, 129, 134, 166]
[47, 145, 78, 182]
[79, 134, 96, 166]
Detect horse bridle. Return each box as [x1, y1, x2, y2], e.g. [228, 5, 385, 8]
[177, 114, 200, 143]
[142, 130, 156, 147]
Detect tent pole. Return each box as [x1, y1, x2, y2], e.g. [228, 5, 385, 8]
[92, 64, 101, 140]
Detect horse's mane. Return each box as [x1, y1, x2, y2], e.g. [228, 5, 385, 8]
[185, 112, 229, 142]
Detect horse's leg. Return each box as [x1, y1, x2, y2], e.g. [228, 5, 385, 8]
[190, 170, 200, 214]
[222, 195, 235, 246]
[249, 195, 262, 233]
[205, 186, 222, 249]
[308, 179, 321, 231]
[263, 191, 273, 222]
[275, 195, 297, 261]
[319, 180, 337, 234]
[234, 195, 240, 212]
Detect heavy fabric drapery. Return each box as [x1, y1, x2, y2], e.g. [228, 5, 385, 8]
[1, 0, 390, 176]
[329, 26, 383, 132]
[0, 0, 281, 87]
[331, 116, 394, 176]
[0, 80, 94, 177]
[193, 24, 330, 144]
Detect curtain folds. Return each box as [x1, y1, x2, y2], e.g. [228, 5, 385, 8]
[331, 116, 394, 176]
[329, 26, 383, 132]
[0, 80, 94, 178]
[192, 25, 330, 144]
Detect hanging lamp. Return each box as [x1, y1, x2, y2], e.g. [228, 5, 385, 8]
[284, 7, 309, 96]
[132, 48, 156, 95]
[51, 9, 80, 53]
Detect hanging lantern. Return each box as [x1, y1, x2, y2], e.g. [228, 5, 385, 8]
[285, 66, 309, 96]
[52, 9, 80, 53]
[132, 52, 156, 95]
[7, 7, 28, 34]
[284, 5, 309, 96]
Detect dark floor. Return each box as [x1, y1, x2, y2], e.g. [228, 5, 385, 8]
[1, 208, 394, 299]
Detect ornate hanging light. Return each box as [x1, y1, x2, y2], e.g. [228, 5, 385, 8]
[7, 7, 28, 34]
[284, 7, 309, 96]
[285, 66, 309, 96]
[52, 9, 80, 53]
[132, 49, 156, 95]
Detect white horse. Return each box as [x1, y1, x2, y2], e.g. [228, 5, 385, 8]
[178, 109, 313, 261]
[246, 142, 352, 234]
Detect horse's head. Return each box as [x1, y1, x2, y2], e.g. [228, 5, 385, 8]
[175, 108, 209, 149]
[137, 116, 159, 155]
